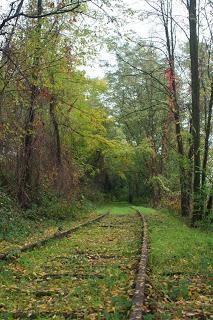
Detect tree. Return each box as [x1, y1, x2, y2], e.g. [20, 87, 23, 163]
[106, 43, 179, 205]
[121, 0, 213, 223]
[18, 0, 43, 207]
[187, 0, 201, 223]
[0, 0, 113, 206]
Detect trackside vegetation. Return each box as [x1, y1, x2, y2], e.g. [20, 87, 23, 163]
[135, 206, 213, 319]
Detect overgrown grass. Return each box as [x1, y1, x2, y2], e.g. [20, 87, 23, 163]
[134, 206, 213, 319]
[1, 200, 212, 319]
[0, 209, 141, 319]
[96, 202, 135, 215]
[0, 190, 96, 254]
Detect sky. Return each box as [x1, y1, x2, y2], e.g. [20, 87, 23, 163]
[0, 0, 211, 78]
[82, 0, 189, 78]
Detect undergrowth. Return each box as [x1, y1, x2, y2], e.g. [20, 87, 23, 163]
[0, 189, 95, 252]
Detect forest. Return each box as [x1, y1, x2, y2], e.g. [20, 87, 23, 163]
[0, 0, 212, 319]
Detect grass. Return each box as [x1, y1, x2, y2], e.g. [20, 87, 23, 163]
[0, 202, 212, 319]
[0, 210, 100, 255]
[134, 206, 213, 319]
[0, 207, 142, 319]
[0, 190, 96, 254]
[96, 203, 135, 215]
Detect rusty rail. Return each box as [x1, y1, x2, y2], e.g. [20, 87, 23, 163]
[129, 210, 148, 320]
[0, 212, 109, 261]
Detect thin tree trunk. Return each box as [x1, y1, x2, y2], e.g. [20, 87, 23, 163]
[161, 0, 191, 216]
[49, 96, 62, 167]
[202, 81, 213, 187]
[18, 0, 42, 208]
[160, 108, 172, 174]
[188, 0, 201, 224]
[207, 184, 213, 212]
[128, 181, 134, 204]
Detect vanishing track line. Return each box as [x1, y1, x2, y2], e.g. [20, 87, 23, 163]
[129, 210, 148, 320]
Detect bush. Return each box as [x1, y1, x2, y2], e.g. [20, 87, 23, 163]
[0, 190, 34, 241]
[25, 191, 95, 220]
[0, 189, 95, 242]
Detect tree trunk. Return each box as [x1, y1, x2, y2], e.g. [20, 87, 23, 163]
[207, 185, 213, 212]
[128, 178, 134, 204]
[18, 0, 42, 208]
[202, 81, 213, 187]
[188, 0, 201, 224]
[161, 0, 191, 216]
[49, 96, 62, 167]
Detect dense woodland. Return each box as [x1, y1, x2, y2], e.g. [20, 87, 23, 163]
[0, 0, 212, 228]
[0, 1, 213, 319]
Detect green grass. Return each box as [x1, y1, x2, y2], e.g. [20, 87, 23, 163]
[96, 202, 135, 215]
[0, 190, 97, 254]
[1, 202, 212, 319]
[134, 205, 213, 319]
[0, 207, 142, 319]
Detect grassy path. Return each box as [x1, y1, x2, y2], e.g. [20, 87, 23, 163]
[135, 206, 213, 320]
[0, 208, 142, 319]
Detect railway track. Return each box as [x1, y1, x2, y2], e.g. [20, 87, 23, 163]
[129, 210, 148, 320]
[0, 209, 148, 319]
[0, 212, 109, 261]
